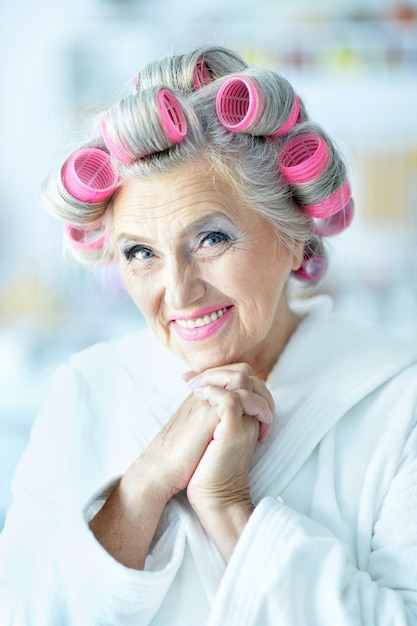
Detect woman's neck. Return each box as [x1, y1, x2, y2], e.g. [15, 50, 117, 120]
[250, 303, 302, 381]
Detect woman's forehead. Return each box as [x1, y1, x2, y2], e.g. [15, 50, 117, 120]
[113, 162, 246, 224]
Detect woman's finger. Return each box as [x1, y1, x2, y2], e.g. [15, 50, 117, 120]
[185, 365, 275, 417]
[192, 385, 274, 442]
[183, 362, 254, 386]
[187, 369, 253, 393]
[250, 378, 275, 416]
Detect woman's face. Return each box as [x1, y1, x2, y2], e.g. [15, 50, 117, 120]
[112, 162, 303, 378]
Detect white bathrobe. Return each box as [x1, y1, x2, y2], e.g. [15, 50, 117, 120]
[1, 296, 417, 625]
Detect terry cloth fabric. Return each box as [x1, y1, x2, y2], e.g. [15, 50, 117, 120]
[1, 296, 416, 625]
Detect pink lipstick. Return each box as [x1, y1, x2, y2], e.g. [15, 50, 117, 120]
[171, 305, 234, 342]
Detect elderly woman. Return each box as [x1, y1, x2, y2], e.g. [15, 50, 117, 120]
[1, 46, 416, 625]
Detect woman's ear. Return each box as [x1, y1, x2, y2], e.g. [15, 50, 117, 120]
[291, 240, 305, 271]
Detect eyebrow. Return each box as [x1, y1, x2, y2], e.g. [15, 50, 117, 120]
[117, 210, 237, 244]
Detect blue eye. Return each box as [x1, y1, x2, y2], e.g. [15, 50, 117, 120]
[200, 231, 231, 247]
[123, 245, 154, 261]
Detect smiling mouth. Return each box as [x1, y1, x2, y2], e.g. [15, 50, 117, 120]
[175, 307, 229, 329]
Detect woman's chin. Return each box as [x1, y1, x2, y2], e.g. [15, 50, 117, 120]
[178, 346, 235, 374]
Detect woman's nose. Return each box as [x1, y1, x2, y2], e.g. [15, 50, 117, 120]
[163, 255, 206, 311]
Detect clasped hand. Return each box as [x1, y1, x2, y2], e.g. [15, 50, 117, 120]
[141, 363, 275, 509]
[90, 362, 275, 567]
[183, 363, 275, 510]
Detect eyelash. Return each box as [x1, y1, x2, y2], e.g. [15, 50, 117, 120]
[122, 245, 154, 262]
[122, 231, 233, 263]
[199, 231, 232, 248]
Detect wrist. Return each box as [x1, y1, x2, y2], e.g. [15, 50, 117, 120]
[122, 455, 177, 508]
[190, 498, 254, 562]
[89, 460, 173, 570]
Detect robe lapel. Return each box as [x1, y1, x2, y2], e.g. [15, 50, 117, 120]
[106, 309, 417, 605]
[249, 311, 417, 501]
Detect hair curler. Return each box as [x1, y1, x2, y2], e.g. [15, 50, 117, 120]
[294, 251, 327, 282]
[100, 115, 132, 164]
[314, 198, 354, 237]
[303, 179, 352, 219]
[279, 134, 329, 184]
[157, 88, 188, 143]
[64, 223, 107, 251]
[216, 76, 260, 132]
[269, 95, 300, 137]
[102, 87, 187, 163]
[193, 59, 211, 90]
[61, 148, 118, 203]
[215, 74, 299, 136]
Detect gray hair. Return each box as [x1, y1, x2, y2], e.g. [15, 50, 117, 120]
[41, 46, 350, 275]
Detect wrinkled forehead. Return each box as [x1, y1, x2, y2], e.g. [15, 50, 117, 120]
[112, 160, 249, 230]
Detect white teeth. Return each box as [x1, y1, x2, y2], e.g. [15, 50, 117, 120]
[176, 307, 228, 329]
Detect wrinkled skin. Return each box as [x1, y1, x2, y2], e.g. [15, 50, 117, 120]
[90, 162, 303, 566]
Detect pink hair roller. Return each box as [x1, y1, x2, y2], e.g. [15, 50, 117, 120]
[269, 95, 300, 137]
[101, 115, 133, 164]
[216, 76, 262, 132]
[314, 198, 354, 237]
[279, 134, 329, 184]
[304, 179, 352, 219]
[294, 253, 327, 282]
[62, 148, 118, 203]
[157, 88, 188, 143]
[216, 75, 299, 136]
[102, 88, 187, 163]
[193, 60, 211, 90]
[64, 224, 107, 251]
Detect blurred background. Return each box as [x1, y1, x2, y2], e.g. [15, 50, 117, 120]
[1, 0, 417, 528]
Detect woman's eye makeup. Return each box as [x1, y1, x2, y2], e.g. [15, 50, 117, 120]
[119, 217, 238, 263]
[122, 244, 154, 262]
[199, 230, 232, 247]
